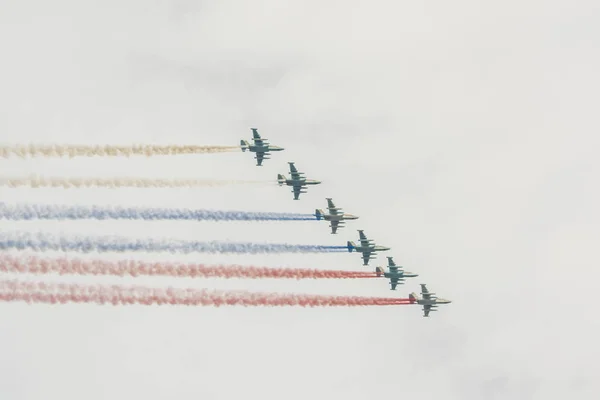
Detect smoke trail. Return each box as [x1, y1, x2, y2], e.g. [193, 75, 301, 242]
[0, 177, 268, 189]
[0, 279, 413, 307]
[0, 254, 377, 279]
[0, 232, 349, 254]
[0, 144, 242, 158]
[0, 202, 316, 221]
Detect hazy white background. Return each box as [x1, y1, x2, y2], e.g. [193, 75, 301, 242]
[1, 1, 599, 399]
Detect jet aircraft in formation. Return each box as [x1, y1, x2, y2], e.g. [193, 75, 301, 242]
[315, 198, 359, 234]
[375, 256, 418, 290]
[241, 128, 284, 166]
[277, 162, 321, 200]
[347, 230, 390, 265]
[241, 128, 451, 317]
[409, 284, 452, 317]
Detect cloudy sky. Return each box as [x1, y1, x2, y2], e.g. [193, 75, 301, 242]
[1, 1, 598, 399]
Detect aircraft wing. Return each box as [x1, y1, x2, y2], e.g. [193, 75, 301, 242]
[251, 128, 264, 145]
[330, 220, 339, 234]
[358, 230, 367, 241]
[255, 151, 265, 166]
[390, 278, 399, 290]
[387, 257, 396, 267]
[289, 163, 302, 180]
[420, 284, 431, 299]
[326, 198, 340, 215]
[388, 265, 399, 274]
[358, 230, 373, 247]
[292, 185, 304, 200]
[362, 251, 375, 265]
[423, 304, 431, 317]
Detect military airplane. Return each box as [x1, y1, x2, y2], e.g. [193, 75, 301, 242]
[277, 162, 321, 200]
[375, 256, 418, 290]
[346, 230, 390, 265]
[240, 128, 284, 166]
[409, 284, 452, 317]
[315, 198, 359, 234]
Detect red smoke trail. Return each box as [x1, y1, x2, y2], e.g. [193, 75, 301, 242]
[0, 254, 379, 280]
[0, 279, 414, 307]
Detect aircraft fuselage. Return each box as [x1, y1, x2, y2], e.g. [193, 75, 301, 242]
[417, 298, 452, 306]
[354, 245, 390, 252]
[248, 145, 284, 152]
[284, 179, 321, 186]
[385, 272, 418, 279]
[322, 213, 358, 221]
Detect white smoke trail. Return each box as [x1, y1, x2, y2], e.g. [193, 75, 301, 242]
[0, 144, 242, 158]
[0, 176, 268, 188]
[0, 202, 314, 221]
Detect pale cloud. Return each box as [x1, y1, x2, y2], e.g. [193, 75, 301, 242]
[0, 1, 598, 399]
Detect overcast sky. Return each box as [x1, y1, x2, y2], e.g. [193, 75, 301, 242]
[1, 1, 599, 399]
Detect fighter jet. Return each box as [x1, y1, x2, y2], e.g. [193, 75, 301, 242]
[315, 198, 359, 234]
[375, 256, 418, 290]
[346, 230, 390, 265]
[409, 284, 452, 317]
[240, 128, 284, 166]
[277, 162, 321, 200]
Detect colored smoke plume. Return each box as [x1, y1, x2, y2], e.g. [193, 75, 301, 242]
[0, 232, 348, 254]
[0, 279, 414, 307]
[0, 254, 377, 279]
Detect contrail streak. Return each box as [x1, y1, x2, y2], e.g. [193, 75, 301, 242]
[0, 279, 413, 307]
[0, 144, 242, 158]
[0, 232, 348, 254]
[0, 254, 377, 279]
[0, 176, 268, 189]
[0, 202, 316, 221]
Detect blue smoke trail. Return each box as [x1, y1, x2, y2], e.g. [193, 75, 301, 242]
[0, 232, 348, 254]
[0, 202, 317, 221]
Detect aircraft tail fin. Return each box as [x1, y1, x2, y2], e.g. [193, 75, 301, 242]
[347, 241, 356, 252]
[315, 209, 324, 220]
[240, 140, 249, 151]
[277, 174, 285, 186]
[375, 266, 384, 277]
[409, 292, 418, 303]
